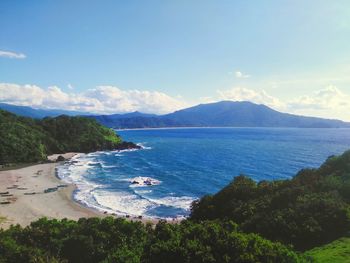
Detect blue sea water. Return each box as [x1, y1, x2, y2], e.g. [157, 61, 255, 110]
[58, 128, 350, 219]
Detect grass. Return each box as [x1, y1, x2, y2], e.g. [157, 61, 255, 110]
[304, 237, 350, 263]
[0, 216, 7, 224]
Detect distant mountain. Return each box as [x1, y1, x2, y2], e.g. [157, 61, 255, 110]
[2, 101, 349, 128]
[118, 111, 158, 118]
[89, 101, 350, 129]
[0, 103, 90, 119]
[88, 111, 159, 127]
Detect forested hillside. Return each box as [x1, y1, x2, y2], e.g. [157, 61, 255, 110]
[0, 110, 124, 164]
[190, 150, 350, 251]
[0, 217, 305, 263]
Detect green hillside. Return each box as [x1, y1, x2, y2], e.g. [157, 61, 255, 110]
[0, 110, 123, 164]
[190, 150, 350, 251]
[304, 238, 350, 263]
[0, 217, 306, 263]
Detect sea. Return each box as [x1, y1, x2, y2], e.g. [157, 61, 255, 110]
[57, 128, 350, 220]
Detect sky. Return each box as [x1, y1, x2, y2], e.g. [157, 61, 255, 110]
[1, 1, 350, 120]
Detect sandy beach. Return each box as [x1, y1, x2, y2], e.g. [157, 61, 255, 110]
[0, 153, 170, 229]
[0, 153, 103, 229]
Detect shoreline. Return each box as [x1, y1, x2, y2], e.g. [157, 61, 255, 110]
[0, 153, 102, 229]
[115, 126, 350, 131]
[0, 153, 174, 229]
[58, 153, 182, 224]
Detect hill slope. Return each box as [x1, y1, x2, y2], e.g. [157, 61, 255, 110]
[304, 237, 350, 263]
[90, 101, 350, 128]
[0, 103, 90, 118]
[0, 110, 135, 164]
[163, 101, 348, 127]
[190, 150, 350, 251]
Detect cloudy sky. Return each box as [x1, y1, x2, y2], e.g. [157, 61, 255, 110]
[1, 1, 350, 120]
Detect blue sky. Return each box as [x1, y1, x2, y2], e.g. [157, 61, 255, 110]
[1, 1, 350, 120]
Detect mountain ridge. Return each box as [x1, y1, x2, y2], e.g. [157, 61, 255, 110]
[90, 101, 350, 129]
[0, 103, 92, 119]
[1, 101, 349, 128]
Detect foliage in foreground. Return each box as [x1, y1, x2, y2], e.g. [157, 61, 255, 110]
[0, 217, 305, 263]
[0, 110, 122, 164]
[304, 237, 350, 263]
[190, 150, 350, 251]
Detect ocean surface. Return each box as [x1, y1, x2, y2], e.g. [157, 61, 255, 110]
[57, 128, 350, 219]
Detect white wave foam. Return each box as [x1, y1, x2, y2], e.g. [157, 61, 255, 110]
[56, 152, 193, 219]
[101, 164, 117, 169]
[91, 190, 194, 217]
[137, 143, 152, 150]
[149, 196, 195, 211]
[113, 148, 139, 154]
[88, 161, 100, 166]
[135, 189, 153, 194]
[100, 161, 117, 169]
[92, 190, 156, 216]
[57, 153, 96, 184]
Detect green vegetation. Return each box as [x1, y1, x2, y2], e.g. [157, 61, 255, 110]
[0, 217, 306, 263]
[0, 217, 6, 225]
[0, 110, 122, 164]
[304, 238, 350, 263]
[190, 150, 350, 251]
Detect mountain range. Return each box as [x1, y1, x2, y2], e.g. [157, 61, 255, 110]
[1, 101, 349, 128]
[89, 101, 350, 128]
[0, 103, 90, 119]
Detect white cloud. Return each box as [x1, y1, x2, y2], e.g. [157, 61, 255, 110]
[217, 87, 285, 110]
[217, 85, 350, 121]
[0, 50, 26, 59]
[83, 86, 188, 114]
[1, 82, 350, 121]
[287, 85, 350, 120]
[233, 71, 250, 79]
[0, 83, 188, 114]
[67, 83, 74, 90]
[288, 85, 349, 110]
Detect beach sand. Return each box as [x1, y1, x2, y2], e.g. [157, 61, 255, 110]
[0, 153, 103, 229]
[0, 153, 171, 229]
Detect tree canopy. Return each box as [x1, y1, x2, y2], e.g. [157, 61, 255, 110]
[190, 150, 350, 251]
[0, 110, 122, 164]
[0, 217, 305, 263]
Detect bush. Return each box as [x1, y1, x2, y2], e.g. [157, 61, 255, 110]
[0, 217, 305, 263]
[190, 151, 350, 251]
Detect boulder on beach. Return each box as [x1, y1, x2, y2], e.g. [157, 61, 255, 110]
[56, 155, 65, 162]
